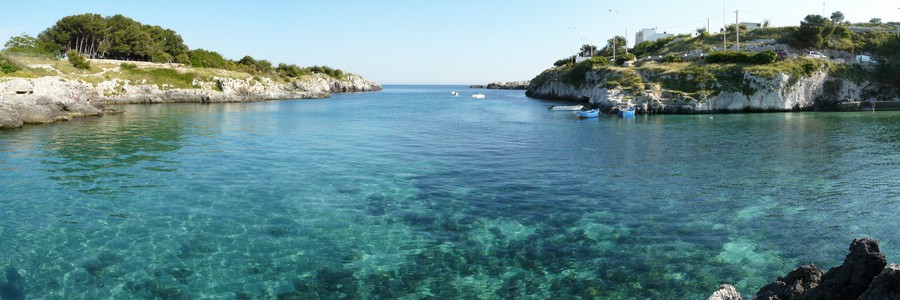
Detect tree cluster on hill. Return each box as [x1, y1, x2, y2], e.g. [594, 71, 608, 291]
[1, 13, 348, 80]
[38, 14, 189, 63]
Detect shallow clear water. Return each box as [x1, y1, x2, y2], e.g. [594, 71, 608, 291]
[1, 85, 899, 299]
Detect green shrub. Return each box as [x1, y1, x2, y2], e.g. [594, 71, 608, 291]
[554, 56, 575, 67]
[0, 54, 21, 74]
[661, 54, 682, 63]
[563, 60, 595, 86]
[121, 67, 196, 88]
[120, 62, 137, 70]
[706, 51, 776, 65]
[615, 53, 636, 65]
[604, 68, 645, 91]
[750, 50, 777, 64]
[66, 50, 90, 70]
[589, 56, 608, 65]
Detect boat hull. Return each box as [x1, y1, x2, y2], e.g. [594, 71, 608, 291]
[576, 109, 600, 118]
[618, 110, 635, 118]
[550, 105, 584, 111]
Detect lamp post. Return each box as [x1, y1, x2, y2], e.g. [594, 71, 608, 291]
[609, 9, 619, 60]
[568, 26, 578, 63]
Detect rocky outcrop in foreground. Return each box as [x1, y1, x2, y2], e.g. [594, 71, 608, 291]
[0, 72, 381, 129]
[486, 80, 530, 90]
[708, 238, 900, 300]
[0, 94, 107, 129]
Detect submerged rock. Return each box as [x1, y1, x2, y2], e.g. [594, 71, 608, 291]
[0, 267, 25, 300]
[708, 284, 742, 300]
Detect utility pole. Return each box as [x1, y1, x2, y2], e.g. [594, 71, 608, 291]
[723, 0, 727, 51]
[735, 10, 740, 51]
[610, 9, 619, 60]
[568, 26, 578, 64]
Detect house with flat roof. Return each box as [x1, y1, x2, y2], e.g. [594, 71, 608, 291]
[635, 28, 673, 44]
[740, 22, 762, 31]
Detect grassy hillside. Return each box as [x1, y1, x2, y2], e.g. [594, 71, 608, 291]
[537, 22, 900, 98]
[0, 51, 332, 90]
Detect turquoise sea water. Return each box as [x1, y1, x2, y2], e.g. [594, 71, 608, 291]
[1, 85, 899, 299]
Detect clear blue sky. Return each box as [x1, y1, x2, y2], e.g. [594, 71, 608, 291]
[1, 0, 897, 84]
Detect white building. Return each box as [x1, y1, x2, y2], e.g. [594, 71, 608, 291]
[740, 22, 762, 31]
[635, 28, 674, 44]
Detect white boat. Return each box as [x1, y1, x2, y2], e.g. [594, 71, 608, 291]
[472, 93, 485, 99]
[549, 104, 584, 111]
[451, 91, 459, 96]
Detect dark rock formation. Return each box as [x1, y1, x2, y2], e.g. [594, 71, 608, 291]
[858, 264, 900, 300]
[753, 265, 823, 300]
[800, 238, 887, 300]
[709, 284, 743, 300]
[715, 238, 892, 300]
[469, 85, 485, 89]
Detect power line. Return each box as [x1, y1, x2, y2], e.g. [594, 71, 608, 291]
[739, 10, 799, 24]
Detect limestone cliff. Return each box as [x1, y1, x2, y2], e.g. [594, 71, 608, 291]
[0, 65, 381, 129]
[526, 62, 893, 113]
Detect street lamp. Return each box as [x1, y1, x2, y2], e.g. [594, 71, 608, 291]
[609, 9, 619, 60]
[568, 26, 578, 63]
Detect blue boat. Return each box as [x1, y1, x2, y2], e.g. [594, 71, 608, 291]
[576, 109, 600, 118]
[618, 106, 635, 118]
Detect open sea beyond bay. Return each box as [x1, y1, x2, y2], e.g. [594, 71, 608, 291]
[2, 85, 900, 299]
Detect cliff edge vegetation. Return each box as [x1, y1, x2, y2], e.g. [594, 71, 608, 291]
[0, 13, 381, 129]
[527, 14, 900, 113]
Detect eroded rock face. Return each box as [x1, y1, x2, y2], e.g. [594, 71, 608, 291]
[0, 105, 23, 129]
[800, 238, 888, 300]
[858, 264, 900, 300]
[525, 67, 893, 113]
[15, 104, 54, 124]
[753, 264, 823, 300]
[0, 72, 380, 128]
[708, 284, 743, 300]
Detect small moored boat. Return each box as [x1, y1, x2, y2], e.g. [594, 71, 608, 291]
[451, 91, 459, 96]
[472, 93, 485, 99]
[618, 106, 635, 118]
[549, 104, 584, 111]
[576, 109, 600, 118]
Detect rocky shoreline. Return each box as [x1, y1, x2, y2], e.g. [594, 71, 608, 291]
[525, 66, 898, 114]
[486, 80, 530, 90]
[708, 238, 899, 300]
[0, 73, 381, 129]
